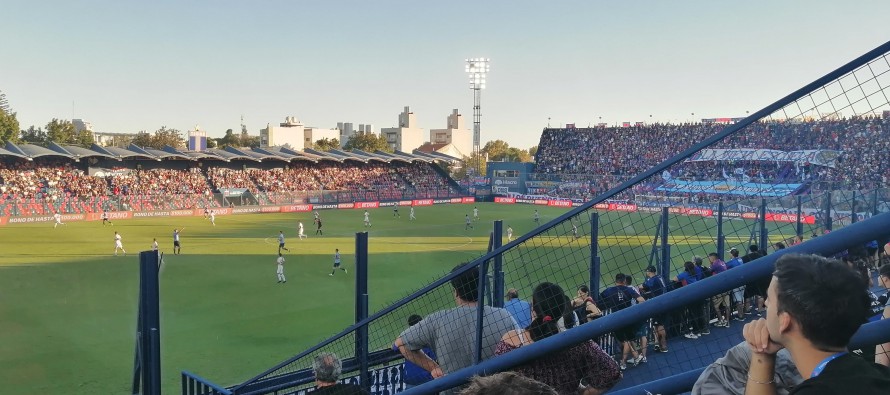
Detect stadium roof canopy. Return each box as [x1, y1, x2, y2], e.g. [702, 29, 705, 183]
[329, 149, 376, 163]
[263, 146, 320, 162]
[4, 142, 74, 159]
[162, 146, 220, 160]
[350, 149, 392, 163]
[0, 144, 28, 159]
[304, 148, 345, 162]
[205, 148, 260, 162]
[48, 142, 117, 160]
[89, 144, 158, 161]
[223, 146, 287, 162]
[372, 150, 415, 163]
[394, 150, 433, 163]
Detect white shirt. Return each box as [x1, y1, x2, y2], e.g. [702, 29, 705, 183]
[507, 228, 513, 236]
[276, 257, 285, 272]
[115, 234, 122, 242]
[152, 241, 159, 251]
[334, 252, 341, 263]
[54, 213, 61, 222]
[174, 231, 180, 242]
[474, 208, 479, 216]
[299, 223, 304, 231]
[364, 212, 369, 220]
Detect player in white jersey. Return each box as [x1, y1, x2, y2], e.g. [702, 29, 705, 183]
[473, 207, 479, 221]
[152, 238, 159, 251]
[173, 228, 184, 255]
[101, 210, 113, 226]
[278, 230, 290, 253]
[298, 222, 307, 240]
[572, 222, 579, 239]
[53, 213, 65, 228]
[330, 248, 347, 276]
[507, 225, 514, 242]
[114, 231, 126, 256]
[465, 214, 473, 230]
[533, 210, 540, 225]
[363, 210, 372, 227]
[276, 253, 286, 283]
[409, 206, 416, 221]
[209, 210, 216, 226]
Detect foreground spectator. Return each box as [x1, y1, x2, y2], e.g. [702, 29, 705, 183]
[311, 352, 369, 395]
[394, 263, 517, 395]
[504, 288, 532, 329]
[692, 341, 802, 395]
[640, 265, 669, 353]
[459, 372, 557, 395]
[743, 254, 890, 394]
[877, 264, 890, 367]
[599, 273, 646, 370]
[495, 282, 621, 395]
[391, 314, 435, 389]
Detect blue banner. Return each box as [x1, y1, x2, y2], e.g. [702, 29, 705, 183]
[656, 180, 803, 196]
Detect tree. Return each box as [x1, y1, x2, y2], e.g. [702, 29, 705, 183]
[314, 137, 340, 151]
[207, 138, 218, 148]
[75, 129, 95, 146]
[45, 118, 77, 145]
[482, 139, 510, 161]
[151, 126, 184, 148]
[0, 107, 20, 144]
[528, 145, 538, 159]
[239, 134, 260, 148]
[131, 131, 153, 147]
[344, 133, 392, 152]
[217, 129, 241, 148]
[505, 147, 531, 162]
[19, 126, 45, 144]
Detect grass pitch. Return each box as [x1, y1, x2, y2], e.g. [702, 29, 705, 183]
[0, 203, 803, 394]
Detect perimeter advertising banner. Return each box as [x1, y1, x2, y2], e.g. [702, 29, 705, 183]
[280, 204, 312, 213]
[412, 199, 434, 206]
[494, 197, 516, 204]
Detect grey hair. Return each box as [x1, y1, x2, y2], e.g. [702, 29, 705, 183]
[312, 352, 342, 383]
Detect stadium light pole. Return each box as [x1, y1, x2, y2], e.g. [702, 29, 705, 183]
[466, 58, 490, 177]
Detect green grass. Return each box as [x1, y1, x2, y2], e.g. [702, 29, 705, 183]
[0, 203, 806, 394]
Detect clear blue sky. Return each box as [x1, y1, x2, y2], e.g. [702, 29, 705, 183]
[2, 0, 889, 149]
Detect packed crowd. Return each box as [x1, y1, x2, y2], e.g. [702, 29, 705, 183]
[534, 118, 890, 200]
[0, 160, 109, 201]
[108, 168, 212, 196]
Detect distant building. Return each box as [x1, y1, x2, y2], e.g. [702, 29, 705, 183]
[429, 109, 472, 158]
[261, 116, 305, 150]
[72, 119, 92, 133]
[304, 127, 340, 150]
[93, 132, 141, 147]
[380, 106, 425, 152]
[337, 122, 375, 148]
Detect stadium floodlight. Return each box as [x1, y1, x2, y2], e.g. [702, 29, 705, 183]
[466, 57, 490, 177]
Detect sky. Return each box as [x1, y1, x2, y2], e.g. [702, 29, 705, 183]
[2, 0, 889, 149]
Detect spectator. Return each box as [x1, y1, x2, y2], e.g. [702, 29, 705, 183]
[504, 288, 532, 329]
[640, 265, 669, 353]
[876, 264, 890, 367]
[572, 285, 603, 324]
[725, 248, 747, 322]
[459, 372, 558, 395]
[743, 245, 768, 317]
[742, 254, 890, 393]
[692, 341, 802, 395]
[495, 282, 621, 394]
[311, 352, 369, 395]
[392, 315, 436, 390]
[599, 273, 646, 370]
[675, 261, 706, 339]
[708, 252, 731, 328]
[394, 263, 517, 395]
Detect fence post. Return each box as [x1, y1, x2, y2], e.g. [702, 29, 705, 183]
[492, 220, 505, 308]
[590, 212, 601, 296]
[759, 198, 768, 250]
[474, 259, 490, 364]
[659, 207, 671, 283]
[354, 232, 370, 393]
[824, 191, 833, 232]
[851, 190, 858, 224]
[873, 189, 880, 216]
[716, 201, 725, 260]
[135, 251, 162, 395]
[796, 195, 804, 237]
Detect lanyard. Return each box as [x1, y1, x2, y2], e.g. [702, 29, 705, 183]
[811, 352, 846, 378]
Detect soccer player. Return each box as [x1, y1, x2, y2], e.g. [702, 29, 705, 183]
[572, 222, 579, 239]
[101, 210, 113, 226]
[313, 210, 320, 221]
[533, 210, 540, 225]
[114, 231, 126, 256]
[173, 228, 184, 255]
[506, 225, 514, 242]
[409, 206, 416, 221]
[393, 203, 400, 218]
[276, 253, 286, 283]
[53, 212, 65, 228]
[363, 210, 372, 227]
[298, 222, 307, 239]
[315, 218, 323, 235]
[278, 230, 290, 253]
[330, 248, 347, 276]
[203, 207, 209, 219]
[465, 214, 473, 230]
[473, 207, 479, 221]
[151, 238, 159, 252]
[209, 210, 216, 226]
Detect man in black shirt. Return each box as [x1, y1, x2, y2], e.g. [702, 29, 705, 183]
[311, 352, 369, 395]
[743, 254, 890, 394]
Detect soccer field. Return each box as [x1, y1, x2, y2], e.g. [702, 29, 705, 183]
[0, 202, 804, 395]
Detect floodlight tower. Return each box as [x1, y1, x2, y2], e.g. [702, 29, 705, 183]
[465, 57, 490, 176]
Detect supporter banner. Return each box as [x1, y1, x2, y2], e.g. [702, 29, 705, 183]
[686, 149, 841, 168]
[766, 213, 816, 225]
[655, 180, 803, 197]
[461, 197, 475, 204]
[86, 211, 133, 221]
[547, 200, 572, 208]
[280, 204, 312, 213]
[494, 197, 516, 204]
[220, 188, 249, 197]
[413, 199, 434, 206]
[261, 206, 282, 213]
[89, 167, 131, 177]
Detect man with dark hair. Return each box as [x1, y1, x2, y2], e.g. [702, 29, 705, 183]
[743, 254, 890, 394]
[600, 273, 646, 370]
[394, 263, 516, 394]
[311, 352, 369, 394]
[641, 265, 669, 353]
[725, 248, 747, 322]
[504, 288, 532, 329]
[743, 244, 768, 317]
